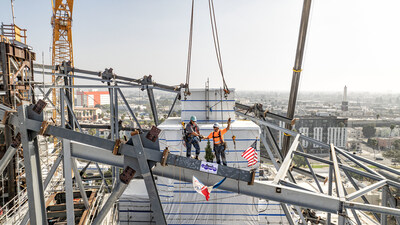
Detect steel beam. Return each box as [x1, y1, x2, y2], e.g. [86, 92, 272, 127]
[167, 93, 179, 118]
[298, 144, 323, 193]
[273, 134, 300, 184]
[260, 133, 280, 170]
[147, 87, 159, 126]
[346, 179, 387, 201]
[95, 162, 112, 192]
[344, 201, 400, 217]
[152, 164, 341, 213]
[92, 179, 129, 225]
[20, 111, 400, 221]
[61, 90, 82, 131]
[386, 188, 400, 225]
[335, 147, 385, 179]
[343, 187, 362, 225]
[117, 88, 142, 131]
[341, 165, 381, 223]
[260, 134, 302, 224]
[17, 105, 47, 225]
[131, 135, 167, 224]
[21, 153, 63, 225]
[62, 139, 75, 224]
[0, 146, 17, 175]
[327, 152, 333, 225]
[381, 185, 389, 225]
[71, 158, 89, 209]
[330, 144, 346, 225]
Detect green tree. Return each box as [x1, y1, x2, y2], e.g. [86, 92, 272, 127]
[205, 140, 214, 162]
[88, 128, 96, 136]
[393, 139, 400, 149]
[390, 124, 396, 137]
[362, 125, 376, 138]
[293, 155, 307, 168]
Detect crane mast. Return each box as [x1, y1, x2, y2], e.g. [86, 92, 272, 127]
[51, 0, 74, 122]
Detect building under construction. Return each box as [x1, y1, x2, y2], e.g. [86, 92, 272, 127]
[2, 1, 400, 225]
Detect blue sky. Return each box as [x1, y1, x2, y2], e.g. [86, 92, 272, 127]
[1, 0, 400, 93]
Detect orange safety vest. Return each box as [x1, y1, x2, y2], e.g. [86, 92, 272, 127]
[212, 130, 224, 145]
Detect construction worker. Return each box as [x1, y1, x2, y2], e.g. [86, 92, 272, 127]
[185, 115, 201, 159]
[203, 118, 231, 166]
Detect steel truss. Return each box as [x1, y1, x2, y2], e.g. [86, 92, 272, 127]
[1, 63, 399, 224]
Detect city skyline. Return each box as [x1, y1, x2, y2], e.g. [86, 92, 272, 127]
[1, 1, 400, 93]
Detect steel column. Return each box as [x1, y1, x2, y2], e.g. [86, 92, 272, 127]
[131, 135, 167, 224]
[62, 139, 75, 224]
[381, 185, 389, 225]
[17, 105, 47, 225]
[330, 144, 346, 225]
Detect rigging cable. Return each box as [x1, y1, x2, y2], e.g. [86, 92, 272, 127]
[184, 0, 195, 99]
[208, 0, 230, 97]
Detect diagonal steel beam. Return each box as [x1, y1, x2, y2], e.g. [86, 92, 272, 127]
[274, 134, 300, 184]
[116, 88, 142, 131]
[0, 146, 17, 175]
[346, 179, 387, 201]
[167, 92, 179, 118]
[298, 144, 323, 193]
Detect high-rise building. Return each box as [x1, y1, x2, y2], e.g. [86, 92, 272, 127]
[279, 115, 348, 154]
[341, 85, 349, 111]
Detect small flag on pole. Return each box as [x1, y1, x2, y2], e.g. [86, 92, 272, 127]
[192, 176, 226, 201]
[242, 140, 258, 167]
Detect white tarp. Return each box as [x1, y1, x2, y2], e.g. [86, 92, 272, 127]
[181, 88, 236, 123]
[157, 118, 262, 224]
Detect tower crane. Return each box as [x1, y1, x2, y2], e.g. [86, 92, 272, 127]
[51, 0, 74, 122]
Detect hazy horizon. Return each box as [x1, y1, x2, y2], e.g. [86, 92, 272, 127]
[1, 1, 400, 93]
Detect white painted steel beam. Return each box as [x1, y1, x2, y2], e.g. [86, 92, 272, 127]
[346, 180, 387, 201]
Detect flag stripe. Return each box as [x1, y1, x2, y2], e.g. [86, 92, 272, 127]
[241, 141, 258, 167]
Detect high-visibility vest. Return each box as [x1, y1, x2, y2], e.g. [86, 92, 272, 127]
[212, 130, 224, 145]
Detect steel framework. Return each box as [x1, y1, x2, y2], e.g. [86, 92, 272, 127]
[0, 61, 399, 224]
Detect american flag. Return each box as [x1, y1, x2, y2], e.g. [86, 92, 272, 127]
[242, 140, 258, 167]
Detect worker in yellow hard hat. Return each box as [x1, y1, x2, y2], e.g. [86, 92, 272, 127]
[203, 118, 231, 166]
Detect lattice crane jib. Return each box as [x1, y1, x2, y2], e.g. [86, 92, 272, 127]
[51, 0, 74, 122]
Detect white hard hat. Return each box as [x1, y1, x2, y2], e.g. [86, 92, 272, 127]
[213, 123, 220, 128]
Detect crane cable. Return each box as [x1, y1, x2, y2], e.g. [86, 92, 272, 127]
[185, 0, 230, 99]
[208, 0, 230, 97]
[184, 0, 195, 99]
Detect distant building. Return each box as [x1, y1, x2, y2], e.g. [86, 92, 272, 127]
[341, 85, 349, 111]
[279, 115, 348, 154]
[74, 107, 102, 121]
[76, 90, 110, 106]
